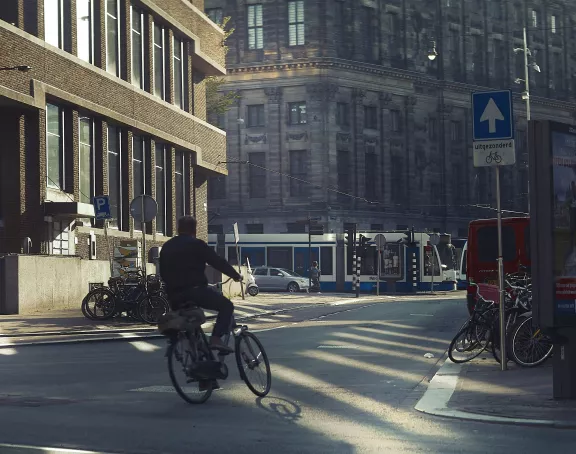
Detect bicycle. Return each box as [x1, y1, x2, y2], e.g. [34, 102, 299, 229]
[159, 279, 272, 404]
[82, 270, 169, 324]
[485, 150, 503, 164]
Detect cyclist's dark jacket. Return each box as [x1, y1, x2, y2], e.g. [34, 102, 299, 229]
[159, 234, 241, 296]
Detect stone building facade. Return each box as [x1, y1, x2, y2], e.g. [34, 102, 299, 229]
[0, 0, 226, 260]
[205, 0, 576, 237]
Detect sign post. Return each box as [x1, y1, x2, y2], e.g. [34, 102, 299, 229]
[233, 223, 245, 300]
[93, 196, 113, 276]
[374, 234, 386, 296]
[130, 195, 158, 275]
[472, 89, 516, 372]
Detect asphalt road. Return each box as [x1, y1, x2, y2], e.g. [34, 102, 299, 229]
[0, 297, 575, 453]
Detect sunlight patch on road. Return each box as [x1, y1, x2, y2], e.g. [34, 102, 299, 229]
[0, 442, 119, 453]
[314, 340, 437, 363]
[353, 326, 448, 345]
[128, 341, 161, 352]
[0, 348, 18, 356]
[332, 332, 442, 353]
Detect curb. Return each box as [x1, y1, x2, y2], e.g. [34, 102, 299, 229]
[0, 299, 372, 348]
[414, 358, 576, 429]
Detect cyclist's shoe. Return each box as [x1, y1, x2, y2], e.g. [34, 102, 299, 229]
[209, 336, 234, 353]
[198, 379, 220, 391]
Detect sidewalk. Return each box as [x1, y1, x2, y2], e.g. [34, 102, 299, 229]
[416, 353, 576, 428]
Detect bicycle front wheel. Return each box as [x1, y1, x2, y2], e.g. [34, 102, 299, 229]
[448, 321, 486, 363]
[82, 287, 117, 320]
[508, 316, 553, 367]
[167, 333, 213, 404]
[138, 295, 170, 324]
[235, 331, 271, 397]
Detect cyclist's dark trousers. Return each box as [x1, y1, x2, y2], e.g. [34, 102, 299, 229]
[171, 286, 234, 338]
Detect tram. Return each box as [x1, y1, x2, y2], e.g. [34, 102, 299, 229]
[208, 231, 458, 293]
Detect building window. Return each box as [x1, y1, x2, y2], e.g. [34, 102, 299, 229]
[173, 36, 185, 109]
[45, 0, 63, 48]
[289, 150, 308, 197]
[287, 223, 306, 234]
[247, 4, 264, 50]
[492, 0, 502, 20]
[208, 176, 226, 200]
[364, 106, 378, 129]
[46, 104, 64, 190]
[451, 121, 462, 141]
[551, 15, 557, 34]
[336, 103, 349, 127]
[175, 150, 189, 220]
[52, 221, 70, 255]
[131, 5, 145, 89]
[531, 10, 539, 28]
[288, 1, 305, 46]
[249, 152, 266, 198]
[515, 5, 523, 25]
[337, 150, 350, 200]
[391, 156, 403, 204]
[153, 22, 167, 100]
[246, 224, 264, 234]
[390, 110, 401, 132]
[428, 117, 437, 140]
[77, 0, 93, 63]
[132, 135, 149, 197]
[365, 149, 377, 199]
[289, 102, 307, 124]
[155, 143, 167, 234]
[79, 117, 94, 204]
[106, 0, 120, 77]
[247, 104, 265, 127]
[206, 8, 223, 25]
[107, 125, 122, 229]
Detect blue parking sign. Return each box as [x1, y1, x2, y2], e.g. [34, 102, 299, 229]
[93, 196, 112, 220]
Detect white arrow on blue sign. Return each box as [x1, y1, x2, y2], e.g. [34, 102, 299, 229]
[93, 196, 112, 220]
[472, 90, 514, 141]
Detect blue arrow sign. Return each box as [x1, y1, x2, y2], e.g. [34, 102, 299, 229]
[472, 90, 514, 141]
[93, 196, 112, 220]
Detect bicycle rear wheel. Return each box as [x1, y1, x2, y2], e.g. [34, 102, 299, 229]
[448, 321, 486, 363]
[235, 331, 271, 397]
[167, 333, 213, 404]
[508, 316, 553, 367]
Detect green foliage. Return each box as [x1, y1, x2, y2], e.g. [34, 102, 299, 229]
[206, 16, 238, 125]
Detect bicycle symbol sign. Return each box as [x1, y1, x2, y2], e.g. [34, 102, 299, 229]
[473, 139, 516, 167]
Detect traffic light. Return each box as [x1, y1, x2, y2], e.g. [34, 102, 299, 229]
[344, 228, 356, 275]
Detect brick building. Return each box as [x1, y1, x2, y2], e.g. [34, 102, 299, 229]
[205, 0, 576, 237]
[0, 0, 226, 260]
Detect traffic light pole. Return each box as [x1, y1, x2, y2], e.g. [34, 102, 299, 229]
[308, 217, 312, 290]
[355, 227, 360, 298]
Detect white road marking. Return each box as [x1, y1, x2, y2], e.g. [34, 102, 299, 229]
[0, 348, 17, 356]
[128, 341, 161, 352]
[130, 385, 223, 393]
[0, 442, 119, 453]
[317, 345, 360, 349]
[250, 325, 288, 333]
[410, 314, 434, 317]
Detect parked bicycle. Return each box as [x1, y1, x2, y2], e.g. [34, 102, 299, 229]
[82, 270, 170, 325]
[448, 273, 552, 368]
[158, 279, 272, 404]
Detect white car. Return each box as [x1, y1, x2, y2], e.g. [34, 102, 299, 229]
[252, 267, 310, 293]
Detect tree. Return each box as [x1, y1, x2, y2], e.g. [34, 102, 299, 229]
[206, 17, 238, 126]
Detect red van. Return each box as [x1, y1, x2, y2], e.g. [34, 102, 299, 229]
[466, 217, 531, 313]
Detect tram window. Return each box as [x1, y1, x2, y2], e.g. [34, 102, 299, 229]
[241, 247, 265, 267]
[361, 247, 377, 275]
[320, 247, 333, 275]
[267, 247, 293, 269]
[227, 246, 238, 265]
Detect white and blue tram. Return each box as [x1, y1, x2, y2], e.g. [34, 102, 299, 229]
[208, 232, 458, 293]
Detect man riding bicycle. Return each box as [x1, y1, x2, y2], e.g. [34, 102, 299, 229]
[159, 216, 242, 353]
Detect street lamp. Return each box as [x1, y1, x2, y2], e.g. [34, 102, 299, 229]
[513, 27, 539, 212]
[428, 41, 438, 61]
[0, 65, 32, 72]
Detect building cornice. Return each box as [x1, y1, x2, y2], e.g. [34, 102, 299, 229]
[227, 57, 576, 112]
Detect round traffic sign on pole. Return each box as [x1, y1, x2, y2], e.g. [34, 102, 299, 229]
[374, 234, 387, 250]
[130, 195, 158, 223]
[429, 233, 440, 246]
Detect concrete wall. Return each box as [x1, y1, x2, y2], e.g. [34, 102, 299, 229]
[0, 255, 156, 315]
